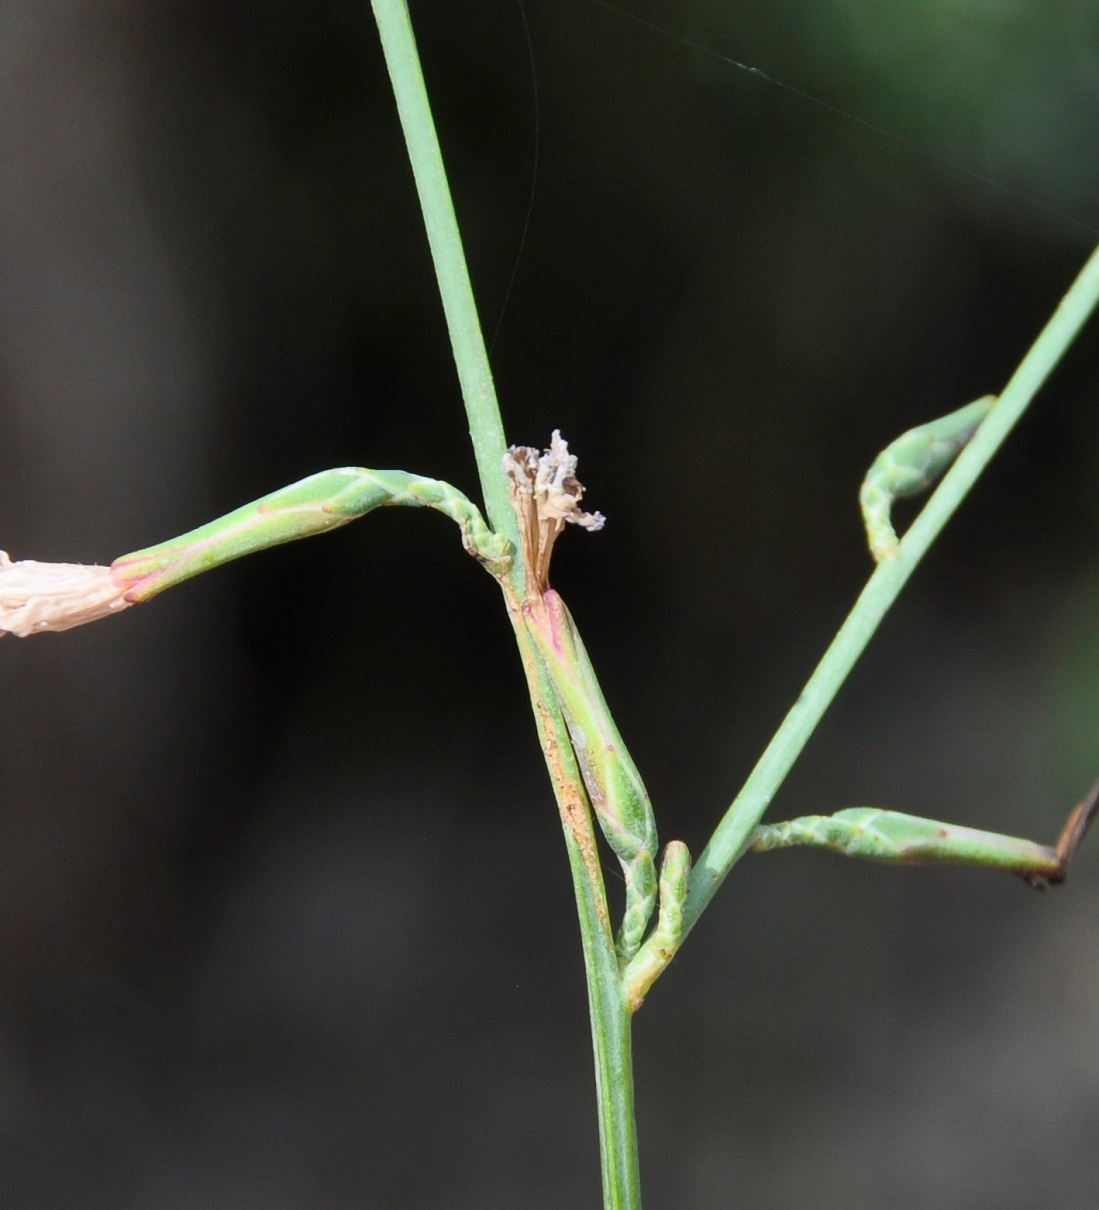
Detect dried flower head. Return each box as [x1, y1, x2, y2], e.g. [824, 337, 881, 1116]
[0, 551, 132, 637]
[503, 430, 604, 592]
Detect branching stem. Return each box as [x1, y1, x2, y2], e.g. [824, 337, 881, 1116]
[683, 241, 1099, 936]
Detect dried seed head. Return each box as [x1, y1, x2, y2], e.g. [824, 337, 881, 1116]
[0, 551, 132, 636]
[502, 430, 604, 592]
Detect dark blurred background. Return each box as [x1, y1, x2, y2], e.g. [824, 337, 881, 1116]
[1, 1, 1098, 1206]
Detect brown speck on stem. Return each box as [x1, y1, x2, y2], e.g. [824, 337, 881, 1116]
[502, 430, 604, 596]
[503, 585, 612, 939]
[531, 687, 608, 926]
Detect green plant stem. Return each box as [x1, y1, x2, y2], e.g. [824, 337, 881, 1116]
[371, 3, 642, 1204]
[563, 830, 641, 1209]
[510, 615, 643, 1207]
[683, 240, 1099, 938]
[369, 0, 517, 561]
[583, 940, 640, 1210]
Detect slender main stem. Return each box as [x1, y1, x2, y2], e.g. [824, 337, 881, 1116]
[369, 0, 517, 562]
[370, 3, 642, 1204]
[683, 239, 1099, 936]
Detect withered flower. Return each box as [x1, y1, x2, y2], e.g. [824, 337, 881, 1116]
[502, 430, 604, 593]
[0, 551, 131, 636]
